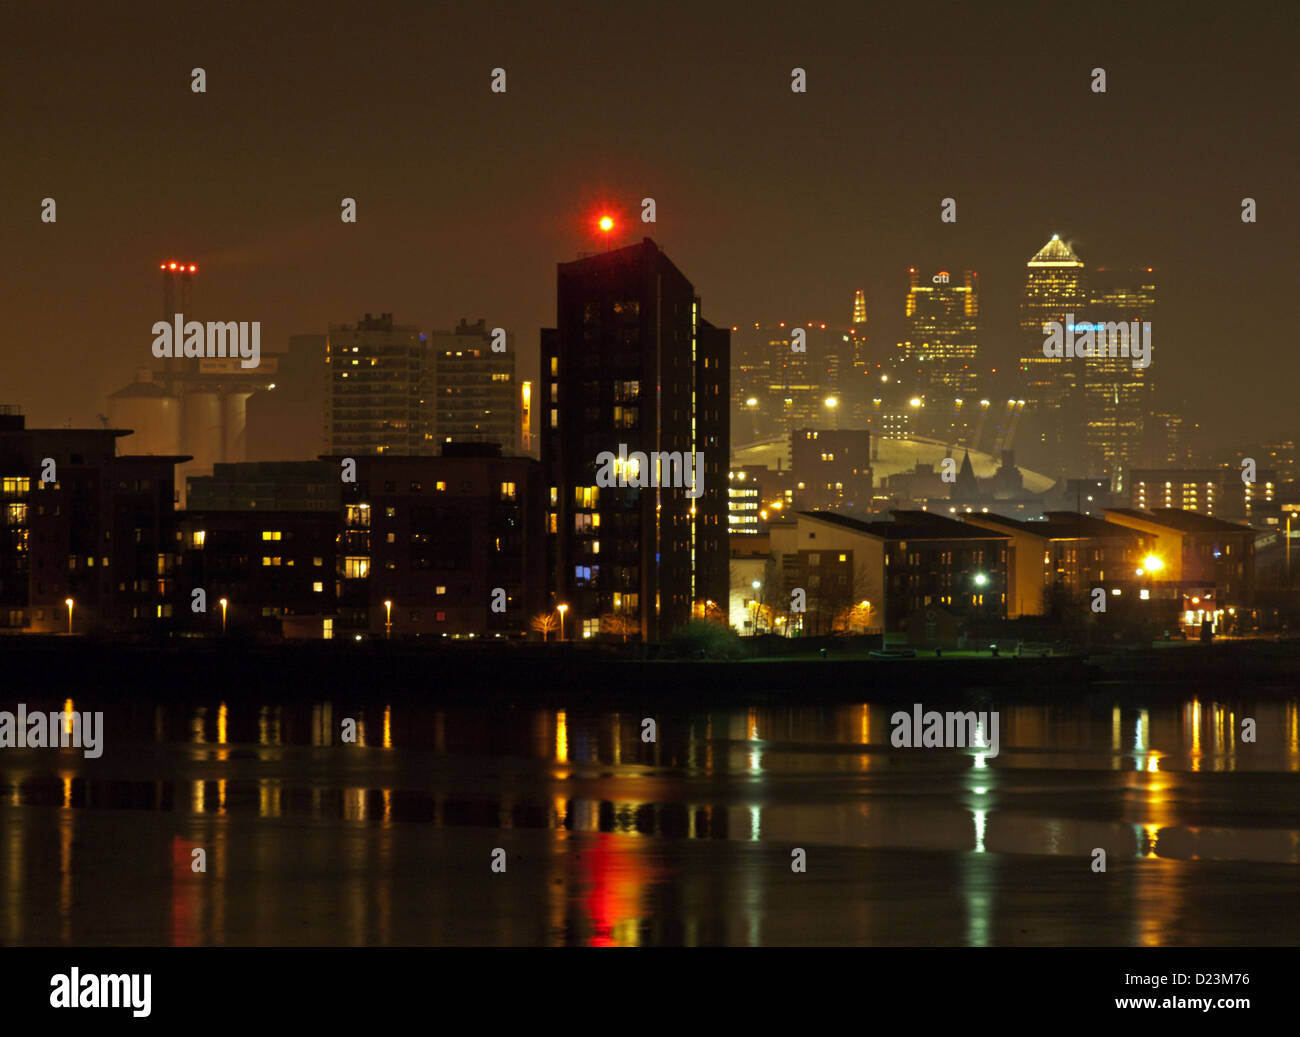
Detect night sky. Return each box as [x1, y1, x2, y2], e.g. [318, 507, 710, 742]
[4, 1, 1295, 442]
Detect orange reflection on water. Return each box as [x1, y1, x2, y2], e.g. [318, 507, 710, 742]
[555, 710, 568, 763]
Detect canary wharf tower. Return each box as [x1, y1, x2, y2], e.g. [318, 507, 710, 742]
[1018, 235, 1088, 474]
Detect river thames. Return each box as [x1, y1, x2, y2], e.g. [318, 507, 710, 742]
[3, 687, 1299, 946]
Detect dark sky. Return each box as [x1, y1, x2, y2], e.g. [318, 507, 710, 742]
[4, 0, 1296, 442]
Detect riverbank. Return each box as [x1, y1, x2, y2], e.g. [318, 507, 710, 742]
[4, 635, 1299, 705]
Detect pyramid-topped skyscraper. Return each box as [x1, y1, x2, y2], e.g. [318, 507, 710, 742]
[1017, 235, 1089, 477]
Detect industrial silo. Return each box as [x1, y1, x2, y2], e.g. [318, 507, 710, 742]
[106, 369, 181, 455]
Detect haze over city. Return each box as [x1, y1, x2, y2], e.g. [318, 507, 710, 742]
[4, 1, 1295, 440]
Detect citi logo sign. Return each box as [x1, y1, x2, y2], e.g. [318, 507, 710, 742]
[932, 271, 950, 284]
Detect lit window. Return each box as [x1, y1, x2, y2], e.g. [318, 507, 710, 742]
[313, 582, 323, 593]
[261, 530, 282, 541]
[345, 504, 370, 529]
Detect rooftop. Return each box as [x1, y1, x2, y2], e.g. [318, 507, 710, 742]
[798, 509, 1010, 542]
[1105, 507, 1255, 535]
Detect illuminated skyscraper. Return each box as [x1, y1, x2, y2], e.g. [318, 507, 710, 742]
[838, 291, 868, 425]
[1083, 268, 1157, 486]
[1017, 236, 1088, 474]
[326, 313, 430, 456]
[899, 269, 979, 395]
[541, 238, 729, 641]
[428, 319, 518, 453]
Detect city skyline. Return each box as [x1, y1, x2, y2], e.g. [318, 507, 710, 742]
[4, 2, 1294, 442]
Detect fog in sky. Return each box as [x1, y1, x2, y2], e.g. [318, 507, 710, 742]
[3, 1, 1294, 443]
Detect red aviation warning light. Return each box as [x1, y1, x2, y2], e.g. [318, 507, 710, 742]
[160, 262, 198, 324]
[598, 215, 614, 233]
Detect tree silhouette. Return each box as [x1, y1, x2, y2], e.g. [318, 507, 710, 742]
[530, 612, 558, 641]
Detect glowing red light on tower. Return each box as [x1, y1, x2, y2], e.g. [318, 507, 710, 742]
[598, 215, 614, 233]
[169, 262, 177, 270]
[189, 265, 196, 272]
[160, 264, 166, 270]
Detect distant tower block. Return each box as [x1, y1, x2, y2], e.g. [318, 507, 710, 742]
[853, 289, 867, 326]
[160, 261, 197, 321]
[159, 261, 198, 387]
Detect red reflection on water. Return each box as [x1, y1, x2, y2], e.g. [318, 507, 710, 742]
[576, 832, 655, 947]
[170, 835, 200, 946]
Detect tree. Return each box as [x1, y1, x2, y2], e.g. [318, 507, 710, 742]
[833, 599, 874, 634]
[667, 619, 745, 660]
[600, 611, 635, 642]
[530, 612, 558, 641]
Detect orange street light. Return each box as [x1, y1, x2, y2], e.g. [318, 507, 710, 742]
[219, 597, 228, 633]
[65, 597, 74, 635]
[557, 603, 569, 641]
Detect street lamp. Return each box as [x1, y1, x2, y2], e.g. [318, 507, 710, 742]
[557, 603, 568, 641]
[384, 599, 392, 639]
[219, 597, 228, 634]
[751, 580, 762, 634]
[65, 597, 73, 635]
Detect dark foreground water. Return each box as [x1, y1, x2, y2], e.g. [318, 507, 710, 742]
[3, 687, 1299, 946]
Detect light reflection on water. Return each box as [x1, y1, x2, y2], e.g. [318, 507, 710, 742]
[2, 692, 1299, 946]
